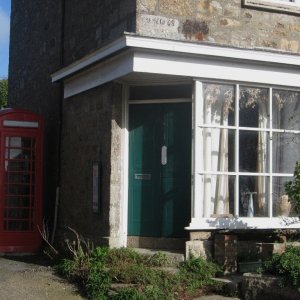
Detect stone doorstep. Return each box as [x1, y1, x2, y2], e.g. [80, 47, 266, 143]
[212, 274, 243, 296]
[133, 248, 185, 267]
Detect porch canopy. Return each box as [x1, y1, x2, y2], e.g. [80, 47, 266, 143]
[52, 34, 300, 231]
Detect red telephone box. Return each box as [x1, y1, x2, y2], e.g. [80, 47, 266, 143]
[0, 109, 43, 253]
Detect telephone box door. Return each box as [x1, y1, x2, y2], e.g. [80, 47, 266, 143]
[0, 109, 43, 253]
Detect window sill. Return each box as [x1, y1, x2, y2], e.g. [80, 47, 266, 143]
[187, 216, 300, 230]
[244, 0, 300, 14]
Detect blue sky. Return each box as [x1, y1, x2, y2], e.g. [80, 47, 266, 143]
[0, 0, 11, 78]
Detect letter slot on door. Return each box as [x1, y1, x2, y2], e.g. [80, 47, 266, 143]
[134, 174, 151, 180]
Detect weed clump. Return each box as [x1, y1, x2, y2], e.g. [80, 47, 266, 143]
[56, 235, 220, 299]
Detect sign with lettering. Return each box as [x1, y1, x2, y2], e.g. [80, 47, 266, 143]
[138, 14, 179, 37]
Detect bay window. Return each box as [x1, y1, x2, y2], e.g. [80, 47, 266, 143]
[194, 81, 300, 224]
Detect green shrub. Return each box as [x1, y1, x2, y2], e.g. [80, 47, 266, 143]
[86, 247, 110, 299]
[179, 257, 220, 291]
[285, 161, 300, 215]
[263, 246, 300, 288]
[56, 258, 74, 279]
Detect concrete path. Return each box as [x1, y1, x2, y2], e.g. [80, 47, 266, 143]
[0, 256, 84, 300]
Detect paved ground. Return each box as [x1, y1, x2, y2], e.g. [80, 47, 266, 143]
[0, 255, 84, 300]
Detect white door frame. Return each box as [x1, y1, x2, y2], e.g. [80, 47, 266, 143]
[120, 84, 193, 247]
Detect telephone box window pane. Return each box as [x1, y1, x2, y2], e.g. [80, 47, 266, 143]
[5, 172, 31, 184]
[5, 221, 32, 231]
[5, 196, 30, 207]
[273, 177, 297, 217]
[4, 208, 31, 219]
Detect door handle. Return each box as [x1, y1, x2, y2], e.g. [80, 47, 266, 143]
[161, 146, 167, 165]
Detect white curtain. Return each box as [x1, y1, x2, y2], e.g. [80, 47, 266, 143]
[256, 102, 268, 216]
[204, 98, 229, 216]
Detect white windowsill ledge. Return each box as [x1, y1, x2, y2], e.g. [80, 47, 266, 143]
[244, 0, 300, 14]
[186, 216, 300, 230]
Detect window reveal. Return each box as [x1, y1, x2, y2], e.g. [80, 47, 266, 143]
[198, 83, 300, 218]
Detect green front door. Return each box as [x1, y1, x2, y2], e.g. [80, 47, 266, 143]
[128, 103, 191, 237]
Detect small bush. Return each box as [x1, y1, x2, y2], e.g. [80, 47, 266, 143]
[285, 161, 300, 215]
[179, 257, 220, 291]
[263, 246, 300, 288]
[86, 247, 110, 299]
[56, 258, 74, 279]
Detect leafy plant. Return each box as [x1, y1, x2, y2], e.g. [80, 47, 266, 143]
[263, 246, 300, 288]
[285, 161, 300, 215]
[179, 257, 220, 291]
[0, 78, 8, 108]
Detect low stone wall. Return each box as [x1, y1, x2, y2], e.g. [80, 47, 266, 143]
[186, 231, 290, 274]
[241, 273, 300, 300]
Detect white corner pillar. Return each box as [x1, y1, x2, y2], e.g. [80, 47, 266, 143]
[189, 80, 204, 228]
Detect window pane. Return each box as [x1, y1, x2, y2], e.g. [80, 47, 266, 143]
[273, 132, 300, 174]
[273, 90, 300, 130]
[240, 87, 269, 128]
[203, 83, 235, 126]
[202, 129, 235, 172]
[239, 131, 269, 173]
[273, 177, 296, 217]
[239, 176, 269, 217]
[201, 175, 235, 216]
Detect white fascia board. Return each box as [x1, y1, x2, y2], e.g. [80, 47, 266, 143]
[52, 34, 300, 83]
[64, 51, 134, 98]
[132, 50, 300, 88]
[52, 36, 127, 82]
[187, 217, 300, 230]
[126, 35, 300, 68]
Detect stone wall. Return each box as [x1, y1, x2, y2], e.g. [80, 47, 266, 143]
[136, 0, 300, 53]
[8, 0, 136, 230]
[8, 0, 63, 221]
[63, 0, 136, 65]
[59, 83, 123, 246]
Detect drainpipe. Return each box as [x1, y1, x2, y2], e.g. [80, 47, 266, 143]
[51, 0, 66, 244]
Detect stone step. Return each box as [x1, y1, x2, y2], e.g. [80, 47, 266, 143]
[212, 274, 243, 297]
[133, 248, 185, 267]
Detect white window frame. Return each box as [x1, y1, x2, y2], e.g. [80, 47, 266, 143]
[244, 0, 300, 14]
[190, 80, 300, 230]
